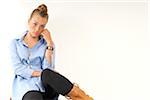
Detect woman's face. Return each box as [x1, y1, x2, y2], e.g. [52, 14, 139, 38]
[28, 14, 48, 38]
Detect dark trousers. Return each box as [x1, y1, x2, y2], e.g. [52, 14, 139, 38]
[22, 69, 73, 100]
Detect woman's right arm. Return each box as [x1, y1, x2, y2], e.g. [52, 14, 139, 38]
[10, 40, 40, 79]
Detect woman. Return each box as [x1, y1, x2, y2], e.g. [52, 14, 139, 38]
[10, 4, 93, 100]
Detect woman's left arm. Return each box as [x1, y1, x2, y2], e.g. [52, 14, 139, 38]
[45, 48, 53, 64]
[42, 48, 55, 70]
[41, 29, 55, 69]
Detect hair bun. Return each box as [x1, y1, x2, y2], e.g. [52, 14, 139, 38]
[37, 4, 48, 13]
[29, 4, 48, 19]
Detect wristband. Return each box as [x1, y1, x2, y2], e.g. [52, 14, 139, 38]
[46, 46, 54, 51]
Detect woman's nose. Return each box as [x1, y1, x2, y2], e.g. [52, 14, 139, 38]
[35, 26, 40, 32]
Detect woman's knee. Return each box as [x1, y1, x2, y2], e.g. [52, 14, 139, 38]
[22, 91, 43, 100]
[41, 69, 51, 84]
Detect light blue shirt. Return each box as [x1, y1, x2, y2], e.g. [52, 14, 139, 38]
[10, 31, 55, 100]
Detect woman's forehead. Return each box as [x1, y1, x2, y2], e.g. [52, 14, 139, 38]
[30, 14, 47, 25]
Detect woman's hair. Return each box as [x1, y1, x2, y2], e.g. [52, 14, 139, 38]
[29, 4, 48, 20]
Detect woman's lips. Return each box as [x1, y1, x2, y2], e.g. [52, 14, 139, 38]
[34, 32, 39, 36]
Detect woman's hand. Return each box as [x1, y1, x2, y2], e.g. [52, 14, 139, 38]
[32, 71, 41, 77]
[41, 29, 53, 46]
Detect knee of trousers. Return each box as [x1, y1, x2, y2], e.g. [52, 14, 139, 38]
[22, 91, 43, 100]
[41, 69, 73, 96]
[41, 69, 51, 85]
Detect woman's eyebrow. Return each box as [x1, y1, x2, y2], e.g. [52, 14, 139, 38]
[33, 20, 46, 26]
[33, 20, 38, 23]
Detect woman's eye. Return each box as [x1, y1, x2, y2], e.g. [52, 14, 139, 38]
[33, 23, 37, 26]
[41, 25, 45, 28]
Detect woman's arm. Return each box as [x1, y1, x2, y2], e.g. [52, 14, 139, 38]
[41, 29, 55, 69]
[10, 39, 42, 78]
[10, 40, 35, 79]
[45, 48, 53, 64]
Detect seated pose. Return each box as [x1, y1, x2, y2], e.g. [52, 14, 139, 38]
[10, 4, 93, 100]
[22, 69, 93, 100]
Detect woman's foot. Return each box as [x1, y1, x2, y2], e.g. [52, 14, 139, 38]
[67, 85, 93, 100]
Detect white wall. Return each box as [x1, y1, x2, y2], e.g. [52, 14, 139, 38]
[0, 0, 149, 100]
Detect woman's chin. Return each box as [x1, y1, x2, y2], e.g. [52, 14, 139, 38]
[31, 34, 39, 38]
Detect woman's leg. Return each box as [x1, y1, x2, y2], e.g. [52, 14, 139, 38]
[42, 83, 59, 100]
[41, 69, 73, 96]
[22, 91, 43, 100]
[41, 69, 73, 95]
[41, 69, 93, 100]
[22, 90, 58, 100]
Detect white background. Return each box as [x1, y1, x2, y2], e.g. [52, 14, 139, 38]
[0, 0, 149, 100]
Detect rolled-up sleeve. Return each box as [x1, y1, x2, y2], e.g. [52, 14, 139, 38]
[10, 40, 34, 79]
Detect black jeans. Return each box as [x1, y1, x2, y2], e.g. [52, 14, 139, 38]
[22, 69, 73, 100]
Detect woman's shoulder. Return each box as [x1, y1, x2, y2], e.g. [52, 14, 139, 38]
[10, 31, 27, 43]
[10, 38, 20, 45]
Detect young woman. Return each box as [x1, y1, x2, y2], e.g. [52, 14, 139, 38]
[10, 4, 93, 100]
